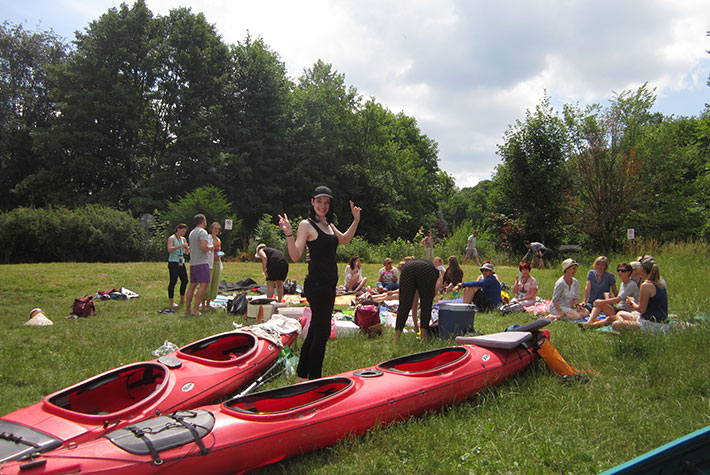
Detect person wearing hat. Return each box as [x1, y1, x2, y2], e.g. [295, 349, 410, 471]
[255, 243, 289, 302]
[612, 256, 668, 331]
[278, 185, 361, 380]
[453, 262, 501, 311]
[393, 258, 444, 343]
[550, 258, 589, 320]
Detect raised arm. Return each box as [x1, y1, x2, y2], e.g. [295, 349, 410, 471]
[333, 200, 361, 245]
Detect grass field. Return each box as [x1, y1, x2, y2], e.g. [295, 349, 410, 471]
[1, 248, 709, 474]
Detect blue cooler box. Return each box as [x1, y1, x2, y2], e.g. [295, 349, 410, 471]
[437, 303, 475, 338]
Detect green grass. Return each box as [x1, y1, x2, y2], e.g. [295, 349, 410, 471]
[0, 250, 709, 474]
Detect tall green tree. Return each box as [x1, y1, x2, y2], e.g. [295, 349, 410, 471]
[564, 85, 654, 253]
[25, 0, 160, 208]
[0, 22, 67, 209]
[220, 35, 293, 233]
[133, 7, 231, 212]
[492, 94, 569, 250]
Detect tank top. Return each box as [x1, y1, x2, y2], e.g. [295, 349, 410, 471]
[306, 218, 339, 286]
[168, 235, 184, 262]
[641, 283, 668, 322]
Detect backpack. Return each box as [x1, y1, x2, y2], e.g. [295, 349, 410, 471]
[227, 293, 248, 315]
[72, 296, 96, 317]
[355, 304, 381, 337]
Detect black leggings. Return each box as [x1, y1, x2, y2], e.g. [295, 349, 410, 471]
[168, 261, 188, 299]
[396, 259, 439, 331]
[298, 280, 336, 380]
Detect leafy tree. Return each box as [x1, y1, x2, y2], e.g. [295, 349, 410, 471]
[564, 85, 654, 253]
[133, 7, 231, 212]
[24, 0, 161, 208]
[0, 22, 67, 210]
[632, 113, 709, 241]
[439, 180, 495, 231]
[220, 35, 293, 231]
[161, 185, 240, 254]
[491, 94, 569, 251]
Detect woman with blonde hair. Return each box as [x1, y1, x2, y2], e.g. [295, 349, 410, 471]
[583, 256, 617, 310]
[612, 256, 668, 331]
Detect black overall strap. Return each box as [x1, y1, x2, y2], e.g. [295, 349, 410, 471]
[0, 432, 41, 449]
[128, 427, 163, 465]
[169, 412, 209, 456]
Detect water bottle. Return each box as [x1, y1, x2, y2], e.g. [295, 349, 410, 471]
[152, 340, 178, 357]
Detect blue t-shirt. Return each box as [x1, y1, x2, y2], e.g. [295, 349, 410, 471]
[586, 270, 616, 304]
[462, 275, 501, 305]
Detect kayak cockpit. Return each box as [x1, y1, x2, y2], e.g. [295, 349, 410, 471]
[44, 362, 167, 421]
[225, 377, 354, 419]
[377, 347, 469, 376]
[178, 332, 258, 365]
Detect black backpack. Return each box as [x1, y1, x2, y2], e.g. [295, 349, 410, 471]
[227, 293, 247, 315]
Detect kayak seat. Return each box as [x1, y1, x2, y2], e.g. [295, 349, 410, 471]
[180, 333, 256, 362]
[455, 331, 532, 349]
[378, 347, 468, 374]
[48, 363, 166, 415]
[227, 378, 353, 414]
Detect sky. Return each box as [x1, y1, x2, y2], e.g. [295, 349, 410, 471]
[3, 0, 709, 189]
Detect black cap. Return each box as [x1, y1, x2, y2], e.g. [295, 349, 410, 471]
[312, 185, 333, 199]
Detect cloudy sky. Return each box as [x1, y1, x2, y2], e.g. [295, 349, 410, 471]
[4, 0, 709, 188]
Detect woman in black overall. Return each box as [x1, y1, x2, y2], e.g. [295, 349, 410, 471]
[278, 186, 361, 380]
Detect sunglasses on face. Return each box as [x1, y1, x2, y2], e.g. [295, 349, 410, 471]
[617, 269, 630, 273]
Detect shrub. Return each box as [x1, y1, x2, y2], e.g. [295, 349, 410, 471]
[0, 205, 149, 263]
[161, 186, 241, 257]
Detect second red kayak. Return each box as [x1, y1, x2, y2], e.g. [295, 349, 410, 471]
[1, 325, 549, 474]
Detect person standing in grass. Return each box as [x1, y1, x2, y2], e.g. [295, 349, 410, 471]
[394, 258, 443, 343]
[464, 231, 481, 265]
[255, 243, 290, 301]
[550, 258, 589, 320]
[202, 222, 222, 311]
[278, 185, 361, 380]
[421, 230, 435, 261]
[185, 214, 213, 316]
[167, 224, 190, 308]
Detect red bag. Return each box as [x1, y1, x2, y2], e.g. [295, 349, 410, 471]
[72, 296, 96, 317]
[355, 304, 381, 337]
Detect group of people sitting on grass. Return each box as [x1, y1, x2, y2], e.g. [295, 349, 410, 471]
[346, 253, 669, 333]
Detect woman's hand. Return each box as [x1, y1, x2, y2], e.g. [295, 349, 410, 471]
[350, 200, 361, 220]
[278, 213, 293, 235]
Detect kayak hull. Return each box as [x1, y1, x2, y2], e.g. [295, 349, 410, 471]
[0, 327, 298, 463]
[2, 329, 547, 474]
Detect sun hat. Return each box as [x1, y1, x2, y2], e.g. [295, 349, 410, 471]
[561, 258, 578, 272]
[480, 262, 494, 272]
[254, 243, 266, 258]
[312, 185, 333, 199]
[630, 261, 641, 270]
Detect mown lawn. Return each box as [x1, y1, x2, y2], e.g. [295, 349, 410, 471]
[0, 250, 708, 474]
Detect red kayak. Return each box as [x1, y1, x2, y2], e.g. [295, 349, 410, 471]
[1, 326, 549, 474]
[0, 325, 300, 464]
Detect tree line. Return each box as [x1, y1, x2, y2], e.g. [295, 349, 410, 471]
[0, 1, 453, 246]
[2, 2, 709, 261]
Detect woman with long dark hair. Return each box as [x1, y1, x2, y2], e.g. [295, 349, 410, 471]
[278, 186, 361, 380]
[167, 224, 189, 308]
